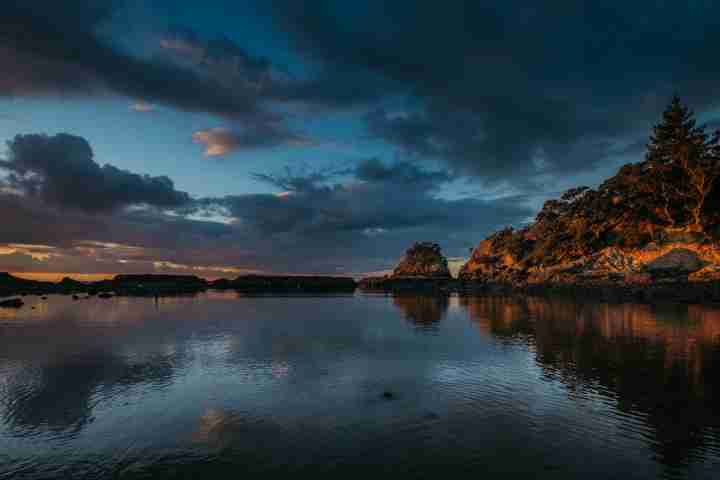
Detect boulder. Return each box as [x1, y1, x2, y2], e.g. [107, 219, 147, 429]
[0, 298, 24, 308]
[643, 248, 705, 275]
[392, 242, 451, 278]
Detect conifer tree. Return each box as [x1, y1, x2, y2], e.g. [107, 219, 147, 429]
[646, 96, 720, 232]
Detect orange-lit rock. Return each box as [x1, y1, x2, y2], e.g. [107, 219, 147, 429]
[391, 242, 451, 278]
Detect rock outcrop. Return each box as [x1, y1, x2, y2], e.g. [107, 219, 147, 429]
[0, 298, 24, 308]
[392, 242, 451, 278]
[461, 237, 720, 287]
[459, 97, 720, 294]
[359, 242, 454, 291]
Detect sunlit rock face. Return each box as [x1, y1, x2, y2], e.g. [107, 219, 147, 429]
[458, 231, 528, 283]
[577, 243, 719, 281]
[459, 97, 720, 287]
[459, 236, 720, 285]
[391, 242, 451, 278]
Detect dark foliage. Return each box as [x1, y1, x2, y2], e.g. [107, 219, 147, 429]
[491, 97, 720, 269]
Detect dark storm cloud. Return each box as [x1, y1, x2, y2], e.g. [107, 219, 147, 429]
[267, 65, 396, 108]
[265, 0, 720, 179]
[0, 1, 269, 121]
[160, 25, 396, 109]
[354, 158, 451, 189]
[0, 172, 529, 276]
[202, 158, 531, 236]
[1, 133, 190, 212]
[160, 26, 276, 93]
[0, 190, 252, 275]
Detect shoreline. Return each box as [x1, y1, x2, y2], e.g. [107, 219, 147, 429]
[358, 276, 720, 304]
[0, 273, 358, 303]
[3, 272, 720, 307]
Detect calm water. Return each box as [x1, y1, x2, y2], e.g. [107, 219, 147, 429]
[1, 292, 720, 479]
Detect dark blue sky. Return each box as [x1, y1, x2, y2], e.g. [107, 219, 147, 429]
[1, 0, 719, 278]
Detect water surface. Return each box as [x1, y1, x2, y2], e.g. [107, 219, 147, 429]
[1, 292, 719, 478]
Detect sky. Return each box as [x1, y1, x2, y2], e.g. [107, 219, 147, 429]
[1, 0, 720, 279]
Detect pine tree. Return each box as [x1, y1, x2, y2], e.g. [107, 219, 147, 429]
[646, 96, 720, 232]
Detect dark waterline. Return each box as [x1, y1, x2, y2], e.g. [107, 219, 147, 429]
[1, 292, 719, 479]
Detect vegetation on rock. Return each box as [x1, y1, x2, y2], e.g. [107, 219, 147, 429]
[461, 97, 720, 283]
[392, 242, 451, 278]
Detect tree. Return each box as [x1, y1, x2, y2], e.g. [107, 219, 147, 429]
[646, 96, 720, 232]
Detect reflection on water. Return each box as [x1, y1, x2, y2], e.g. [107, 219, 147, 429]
[1, 293, 720, 478]
[461, 297, 720, 470]
[393, 294, 449, 331]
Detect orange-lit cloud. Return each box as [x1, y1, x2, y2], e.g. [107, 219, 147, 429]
[0, 243, 56, 261]
[192, 126, 309, 157]
[192, 128, 238, 156]
[11, 272, 115, 282]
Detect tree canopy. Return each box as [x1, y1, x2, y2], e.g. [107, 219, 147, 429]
[487, 97, 720, 269]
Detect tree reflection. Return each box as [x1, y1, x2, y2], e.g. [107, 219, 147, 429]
[392, 295, 449, 331]
[460, 296, 720, 469]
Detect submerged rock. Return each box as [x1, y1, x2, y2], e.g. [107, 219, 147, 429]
[392, 242, 451, 278]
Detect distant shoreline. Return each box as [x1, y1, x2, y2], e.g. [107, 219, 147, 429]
[0, 273, 357, 303]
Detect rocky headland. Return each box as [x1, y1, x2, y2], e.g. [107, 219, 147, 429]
[360, 242, 456, 291]
[361, 97, 720, 302]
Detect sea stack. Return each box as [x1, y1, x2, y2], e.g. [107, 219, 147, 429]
[358, 242, 453, 291]
[392, 242, 452, 278]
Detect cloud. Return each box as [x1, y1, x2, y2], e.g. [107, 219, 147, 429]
[263, 0, 720, 183]
[0, 135, 529, 277]
[354, 157, 450, 188]
[160, 25, 398, 109]
[0, 179, 529, 277]
[193, 128, 238, 156]
[202, 158, 531, 241]
[160, 27, 276, 92]
[193, 125, 309, 157]
[131, 101, 155, 112]
[1, 133, 190, 212]
[0, 2, 273, 123]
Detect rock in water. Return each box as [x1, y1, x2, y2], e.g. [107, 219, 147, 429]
[0, 298, 24, 308]
[392, 242, 451, 278]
